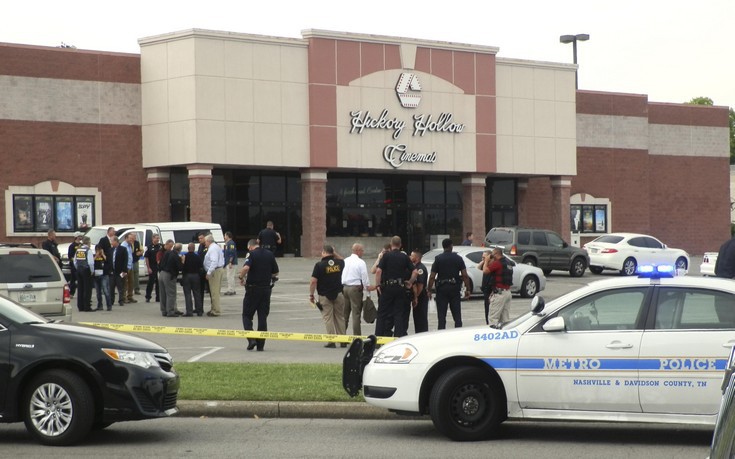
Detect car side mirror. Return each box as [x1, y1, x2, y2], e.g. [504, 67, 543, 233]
[543, 316, 565, 332]
[563, 242, 569, 248]
[531, 296, 546, 314]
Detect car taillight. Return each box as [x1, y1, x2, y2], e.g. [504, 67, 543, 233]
[63, 284, 71, 304]
[510, 245, 517, 256]
[601, 248, 618, 254]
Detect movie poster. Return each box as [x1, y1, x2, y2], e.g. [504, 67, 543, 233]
[582, 205, 594, 232]
[570, 205, 582, 232]
[13, 195, 33, 232]
[55, 198, 74, 231]
[76, 197, 93, 230]
[595, 206, 606, 232]
[35, 196, 54, 232]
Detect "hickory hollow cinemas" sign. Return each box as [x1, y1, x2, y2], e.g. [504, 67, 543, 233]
[347, 73, 466, 169]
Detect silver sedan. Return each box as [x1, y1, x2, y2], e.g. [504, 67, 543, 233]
[422, 246, 546, 298]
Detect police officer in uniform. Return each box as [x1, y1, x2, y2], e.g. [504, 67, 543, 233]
[239, 239, 279, 351]
[67, 232, 83, 298]
[257, 221, 281, 254]
[374, 236, 417, 338]
[407, 250, 429, 334]
[427, 238, 470, 329]
[145, 234, 162, 303]
[309, 245, 347, 348]
[73, 236, 95, 312]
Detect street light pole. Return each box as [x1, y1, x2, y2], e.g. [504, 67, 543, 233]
[559, 34, 589, 89]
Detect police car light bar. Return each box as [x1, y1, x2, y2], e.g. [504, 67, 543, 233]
[637, 264, 675, 278]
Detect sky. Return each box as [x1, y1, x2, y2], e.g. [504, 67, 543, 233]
[2, 0, 733, 109]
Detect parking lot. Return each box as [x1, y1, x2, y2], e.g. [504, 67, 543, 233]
[71, 255, 707, 364]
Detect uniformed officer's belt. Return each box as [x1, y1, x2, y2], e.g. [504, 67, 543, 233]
[246, 284, 271, 289]
[382, 279, 404, 286]
[436, 278, 457, 286]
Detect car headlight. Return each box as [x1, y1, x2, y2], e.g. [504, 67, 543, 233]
[374, 343, 418, 364]
[102, 348, 160, 369]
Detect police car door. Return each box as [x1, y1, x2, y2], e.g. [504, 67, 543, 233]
[516, 287, 649, 412]
[638, 286, 735, 415]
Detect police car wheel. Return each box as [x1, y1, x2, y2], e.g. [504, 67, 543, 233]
[520, 275, 538, 298]
[429, 366, 503, 441]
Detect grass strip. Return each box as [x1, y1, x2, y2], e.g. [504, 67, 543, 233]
[175, 362, 364, 402]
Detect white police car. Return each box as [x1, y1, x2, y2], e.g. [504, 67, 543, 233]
[343, 265, 735, 441]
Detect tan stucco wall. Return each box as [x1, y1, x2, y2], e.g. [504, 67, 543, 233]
[495, 58, 577, 175]
[139, 30, 310, 168]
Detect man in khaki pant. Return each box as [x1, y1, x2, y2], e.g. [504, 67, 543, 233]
[203, 234, 225, 316]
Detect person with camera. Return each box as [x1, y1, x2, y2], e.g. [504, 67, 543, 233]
[482, 247, 513, 328]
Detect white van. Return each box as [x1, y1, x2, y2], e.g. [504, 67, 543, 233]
[59, 222, 224, 278]
[141, 222, 224, 251]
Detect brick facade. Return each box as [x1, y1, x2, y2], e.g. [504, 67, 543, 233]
[461, 175, 486, 246]
[301, 171, 327, 257]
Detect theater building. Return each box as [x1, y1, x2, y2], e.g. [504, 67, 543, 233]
[0, 29, 730, 257]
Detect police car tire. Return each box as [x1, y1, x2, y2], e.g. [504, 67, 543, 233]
[429, 366, 503, 441]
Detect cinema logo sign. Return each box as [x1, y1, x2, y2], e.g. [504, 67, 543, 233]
[347, 73, 466, 169]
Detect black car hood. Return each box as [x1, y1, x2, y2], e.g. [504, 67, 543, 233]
[29, 322, 167, 353]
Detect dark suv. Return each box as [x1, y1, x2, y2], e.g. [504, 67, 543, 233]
[485, 227, 589, 277]
[0, 295, 179, 445]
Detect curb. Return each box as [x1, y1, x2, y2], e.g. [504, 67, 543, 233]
[176, 400, 422, 420]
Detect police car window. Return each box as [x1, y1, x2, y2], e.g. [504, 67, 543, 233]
[558, 288, 648, 331]
[465, 252, 484, 263]
[532, 232, 547, 246]
[654, 288, 735, 330]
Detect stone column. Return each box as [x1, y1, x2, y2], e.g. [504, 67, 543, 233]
[550, 176, 572, 241]
[516, 179, 528, 227]
[188, 164, 213, 223]
[461, 174, 486, 245]
[146, 168, 171, 222]
[301, 169, 327, 257]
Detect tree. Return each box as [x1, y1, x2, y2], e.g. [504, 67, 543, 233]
[687, 97, 735, 164]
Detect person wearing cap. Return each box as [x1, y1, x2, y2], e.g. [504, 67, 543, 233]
[67, 231, 84, 298]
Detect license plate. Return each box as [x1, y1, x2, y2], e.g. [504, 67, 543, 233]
[19, 292, 36, 303]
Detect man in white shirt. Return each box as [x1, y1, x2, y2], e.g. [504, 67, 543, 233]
[203, 234, 225, 316]
[341, 243, 372, 335]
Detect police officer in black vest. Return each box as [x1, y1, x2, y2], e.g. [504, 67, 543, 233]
[374, 236, 417, 337]
[239, 239, 279, 351]
[407, 250, 429, 333]
[427, 238, 470, 329]
[73, 236, 95, 312]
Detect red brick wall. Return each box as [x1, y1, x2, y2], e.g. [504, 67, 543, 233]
[0, 120, 145, 244]
[523, 177, 553, 229]
[0, 42, 140, 83]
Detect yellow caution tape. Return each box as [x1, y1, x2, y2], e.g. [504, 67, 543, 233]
[79, 322, 396, 345]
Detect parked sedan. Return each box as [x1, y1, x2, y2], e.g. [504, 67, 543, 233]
[0, 294, 179, 445]
[584, 233, 689, 276]
[422, 246, 545, 298]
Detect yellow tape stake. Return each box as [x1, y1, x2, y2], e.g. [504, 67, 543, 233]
[79, 322, 396, 345]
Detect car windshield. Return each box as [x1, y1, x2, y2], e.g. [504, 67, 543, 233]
[486, 229, 514, 245]
[0, 253, 62, 283]
[592, 235, 624, 244]
[0, 295, 49, 324]
[84, 227, 108, 245]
